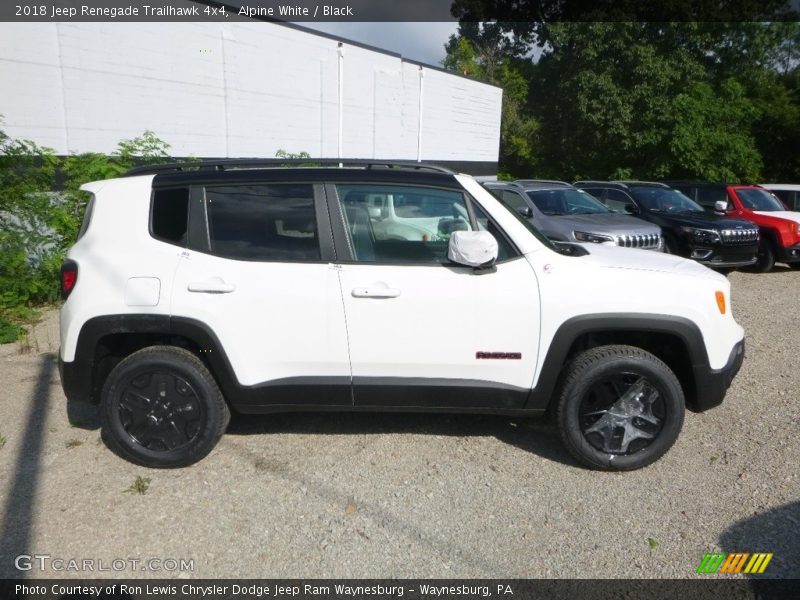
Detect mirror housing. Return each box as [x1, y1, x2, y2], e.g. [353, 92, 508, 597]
[517, 206, 533, 218]
[448, 231, 499, 269]
[623, 203, 639, 215]
[714, 200, 729, 213]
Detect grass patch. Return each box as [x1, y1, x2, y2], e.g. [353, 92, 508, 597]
[0, 433, 6, 449]
[124, 476, 151, 495]
[65, 439, 83, 449]
[0, 317, 23, 344]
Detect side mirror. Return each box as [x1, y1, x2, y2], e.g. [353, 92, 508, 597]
[714, 200, 729, 213]
[623, 203, 638, 215]
[517, 206, 533, 218]
[448, 230, 498, 269]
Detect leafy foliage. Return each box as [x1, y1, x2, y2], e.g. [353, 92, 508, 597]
[443, 20, 800, 181]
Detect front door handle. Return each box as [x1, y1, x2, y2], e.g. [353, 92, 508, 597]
[188, 278, 236, 293]
[352, 287, 401, 299]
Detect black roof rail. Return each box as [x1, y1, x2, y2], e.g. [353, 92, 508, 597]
[611, 180, 670, 188]
[514, 179, 571, 187]
[125, 158, 457, 177]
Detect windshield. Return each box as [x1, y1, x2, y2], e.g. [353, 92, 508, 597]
[737, 188, 785, 211]
[490, 197, 556, 250]
[526, 188, 611, 215]
[630, 188, 704, 213]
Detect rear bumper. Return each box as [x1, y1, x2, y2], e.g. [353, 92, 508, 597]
[58, 354, 94, 404]
[689, 339, 745, 412]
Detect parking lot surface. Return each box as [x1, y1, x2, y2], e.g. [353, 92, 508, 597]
[0, 269, 798, 579]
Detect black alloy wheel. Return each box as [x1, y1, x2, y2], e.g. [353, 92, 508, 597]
[101, 346, 229, 468]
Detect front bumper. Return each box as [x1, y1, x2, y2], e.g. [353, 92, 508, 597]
[689, 339, 745, 412]
[689, 244, 759, 268]
[776, 242, 800, 263]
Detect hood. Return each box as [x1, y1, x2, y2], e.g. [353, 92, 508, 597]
[753, 211, 800, 226]
[574, 243, 726, 281]
[554, 213, 661, 235]
[654, 210, 756, 230]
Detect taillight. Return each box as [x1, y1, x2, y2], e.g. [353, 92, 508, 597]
[60, 260, 78, 299]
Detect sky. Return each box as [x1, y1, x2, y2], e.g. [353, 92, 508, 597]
[300, 22, 460, 67]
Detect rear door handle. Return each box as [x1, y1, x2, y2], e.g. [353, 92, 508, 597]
[352, 287, 401, 299]
[188, 278, 236, 294]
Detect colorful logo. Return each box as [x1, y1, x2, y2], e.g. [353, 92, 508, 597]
[696, 552, 773, 574]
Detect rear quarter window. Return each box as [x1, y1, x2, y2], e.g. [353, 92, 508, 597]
[151, 187, 189, 245]
[76, 195, 95, 240]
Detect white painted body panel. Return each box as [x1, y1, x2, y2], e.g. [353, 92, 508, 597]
[170, 255, 350, 386]
[59, 175, 181, 362]
[338, 258, 540, 389]
[761, 184, 800, 191]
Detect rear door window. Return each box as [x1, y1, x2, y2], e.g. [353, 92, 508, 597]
[205, 184, 320, 261]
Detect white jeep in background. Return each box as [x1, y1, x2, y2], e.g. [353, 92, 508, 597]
[58, 160, 745, 470]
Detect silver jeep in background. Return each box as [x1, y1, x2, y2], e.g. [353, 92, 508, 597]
[484, 180, 663, 250]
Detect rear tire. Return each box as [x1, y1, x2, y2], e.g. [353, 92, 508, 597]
[100, 345, 230, 468]
[555, 345, 685, 471]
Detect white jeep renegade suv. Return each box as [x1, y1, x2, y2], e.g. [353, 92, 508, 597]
[59, 160, 745, 470]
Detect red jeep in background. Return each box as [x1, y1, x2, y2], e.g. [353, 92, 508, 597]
[668, 182, 800, 272]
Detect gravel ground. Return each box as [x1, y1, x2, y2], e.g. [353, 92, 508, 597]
[0, 269, 797, 580]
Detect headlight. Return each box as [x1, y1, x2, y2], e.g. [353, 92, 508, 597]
[573, 231, 616, 244]
[680, 226, 721, 244]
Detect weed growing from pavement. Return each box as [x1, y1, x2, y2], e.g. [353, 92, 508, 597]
[124, 476, 151, 495]
[0, 433, 6, 449]
[65, 439, 82, 449]
[647, 538, 658, 549]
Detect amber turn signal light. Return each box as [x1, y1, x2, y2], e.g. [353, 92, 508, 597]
[715, 291, 726, 314]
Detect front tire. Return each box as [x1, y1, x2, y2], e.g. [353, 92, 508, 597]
[100, 346, 230, 468]
[751, 240, 775, 273]
[556, 345, 685, 471]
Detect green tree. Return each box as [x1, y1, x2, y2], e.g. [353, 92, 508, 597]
[444, 12, 799, 181]
[669, 80, 762, 181]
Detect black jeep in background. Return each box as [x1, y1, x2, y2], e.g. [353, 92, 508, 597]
[574, 181, 760, 270]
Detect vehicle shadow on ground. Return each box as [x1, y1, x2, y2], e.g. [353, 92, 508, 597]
[719, 499, 800, 579]
[736, 264, 796, 276]
[0, 353, 54, 577]
[226, 411, 580, 468]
